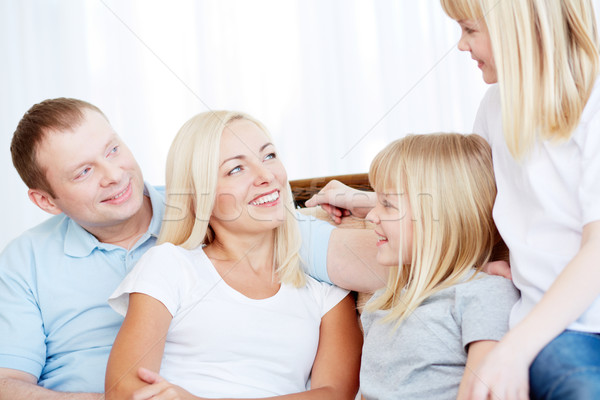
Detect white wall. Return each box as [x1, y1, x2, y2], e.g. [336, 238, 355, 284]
[2, 0, 597, 250]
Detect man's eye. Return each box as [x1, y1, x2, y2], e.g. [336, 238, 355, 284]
[77, 168, 91, 179]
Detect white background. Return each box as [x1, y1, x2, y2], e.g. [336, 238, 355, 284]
[2, 0, 598, 250]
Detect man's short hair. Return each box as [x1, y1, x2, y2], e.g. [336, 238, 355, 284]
[11, 98, 105, 197]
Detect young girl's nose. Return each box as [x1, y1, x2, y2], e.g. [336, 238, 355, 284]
[366, 208, 379, 224]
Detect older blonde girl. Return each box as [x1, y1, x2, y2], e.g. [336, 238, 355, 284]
[440, 0, 600, 399]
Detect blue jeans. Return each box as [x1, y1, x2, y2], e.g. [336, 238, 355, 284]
[529, 330, 600, 400]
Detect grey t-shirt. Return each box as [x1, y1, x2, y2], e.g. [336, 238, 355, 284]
[360, 271, 519, 400]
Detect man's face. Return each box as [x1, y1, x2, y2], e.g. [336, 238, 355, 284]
[35, 109, 146, 231]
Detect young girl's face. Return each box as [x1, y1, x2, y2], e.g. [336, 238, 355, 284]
[457, 19, 497, 84]
[210, 119, 287, 235]
[366, 192, 413, 266]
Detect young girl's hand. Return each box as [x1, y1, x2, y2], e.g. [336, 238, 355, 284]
[305, 180, 376, 223]
[133, 368, 201, 400]
[466, 337, 530, 400]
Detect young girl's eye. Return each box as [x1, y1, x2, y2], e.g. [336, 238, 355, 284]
[264, 152, 276, 161]
[228, 166, 242, 176]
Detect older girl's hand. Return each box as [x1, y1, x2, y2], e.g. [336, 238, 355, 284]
[467, 337, 530, 400]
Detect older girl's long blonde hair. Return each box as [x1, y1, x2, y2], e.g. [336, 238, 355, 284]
[441, 0, 600, 159]
[158, 111, 305, 287]
[367, 134, 498, 325]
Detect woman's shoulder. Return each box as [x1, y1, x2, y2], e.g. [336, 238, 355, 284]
[142, 242, 203, 261]
[301, 274, 350, 317]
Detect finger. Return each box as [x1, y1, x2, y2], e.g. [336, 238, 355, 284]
[305, 195, 318, 207]
[131, 381, 169, 400]
[470, 380, 491, 400]
[137, 367, 164, 384]
[321, 204, 342, 217]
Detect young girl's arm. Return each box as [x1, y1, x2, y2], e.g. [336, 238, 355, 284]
[128, 294, 363, 400]
[468, 220, 600, 400]
[105, 293, 172, 400]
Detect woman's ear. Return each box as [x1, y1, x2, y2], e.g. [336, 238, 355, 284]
[28, 189, 63, 215]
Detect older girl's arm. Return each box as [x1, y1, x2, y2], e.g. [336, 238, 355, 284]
[468, 220, 600, 400]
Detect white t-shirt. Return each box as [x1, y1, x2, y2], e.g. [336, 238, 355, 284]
[109, 243, 349, 398]
[473, 80, 600, 331]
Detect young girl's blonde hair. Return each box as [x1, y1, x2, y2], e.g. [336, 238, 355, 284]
[158, 111, 305, 287]
[441, 0, 600, 159]
[367, 134, 498, 325]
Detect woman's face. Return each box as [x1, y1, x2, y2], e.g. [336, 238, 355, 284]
[457, 19, 498, 84]
[366, 191, 413, 266]
[210, 119, 287, 236]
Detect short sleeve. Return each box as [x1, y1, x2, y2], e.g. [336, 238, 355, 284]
[296, 212, 335, 284]
[578, 108, 600, 225]
[0, 239, 46, 378]
[456, 274, 519, 349]
[305, 276, 349, 317]
[108, 243, 188, 317]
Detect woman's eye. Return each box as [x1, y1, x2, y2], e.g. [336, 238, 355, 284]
[109, 146, 119, 155]
[228, 166, 242, 175]
[264, 152, 276, 161]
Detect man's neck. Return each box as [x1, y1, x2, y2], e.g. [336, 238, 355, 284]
[88, 195, 154, 249]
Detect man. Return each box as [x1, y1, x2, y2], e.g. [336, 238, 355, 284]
[0, 98, 384, 399]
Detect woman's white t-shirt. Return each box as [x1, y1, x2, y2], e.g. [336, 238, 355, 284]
[109, 243, 349, 398]
[473, 80, 600, 331]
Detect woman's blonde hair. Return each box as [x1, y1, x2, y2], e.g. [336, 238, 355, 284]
[441, 0, 600, 158]
[158, 111, 305, 287]
[367, 134, 498, 326]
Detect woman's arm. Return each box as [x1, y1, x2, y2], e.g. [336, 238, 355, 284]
[467, 220, 600, 400]
[105, 293, 173, 400]
[131, 294, 363, 400]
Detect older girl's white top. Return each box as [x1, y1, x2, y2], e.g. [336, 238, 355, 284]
[473, 79, 600, 331]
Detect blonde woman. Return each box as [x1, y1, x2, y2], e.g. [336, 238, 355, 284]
[356, 134, 518, 400]
[104, 111, 362, 400]
[438, 0, 600, 399]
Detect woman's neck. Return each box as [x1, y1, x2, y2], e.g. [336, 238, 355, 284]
[205, 229, 276, 273]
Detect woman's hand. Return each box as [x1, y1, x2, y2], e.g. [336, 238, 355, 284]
[466, 336, 531, 400]
[132, 368, 201, 400]
[305, 180, 376, 223]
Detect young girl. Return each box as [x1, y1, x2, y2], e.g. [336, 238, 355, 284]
[440, 1, 600, 399]
[358, 133, 518, 400]
[104, 111, 362, 399]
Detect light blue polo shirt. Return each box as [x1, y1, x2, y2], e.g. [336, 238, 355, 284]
[0, 185, 333, 393]
[0, 184, 165, 392]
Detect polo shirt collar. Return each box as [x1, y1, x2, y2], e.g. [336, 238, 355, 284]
[63, 183, 165, 257]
